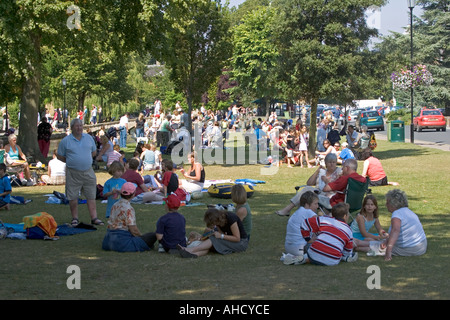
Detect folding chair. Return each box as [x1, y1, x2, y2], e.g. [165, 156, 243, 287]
[344, 177, 371, 224]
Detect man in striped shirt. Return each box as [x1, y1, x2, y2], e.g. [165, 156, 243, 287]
[284, 202, 358, 266]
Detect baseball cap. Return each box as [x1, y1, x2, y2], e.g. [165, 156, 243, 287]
[163, 194, 181, 209]
[121, 182, 136, 196]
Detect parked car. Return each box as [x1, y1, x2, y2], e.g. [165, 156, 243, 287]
[356, 110, 384, 131]
[413, 108, 446, 132]
[345, 109, 360, 127]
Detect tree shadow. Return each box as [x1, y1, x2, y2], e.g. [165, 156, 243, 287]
[373, 147, 433, 160]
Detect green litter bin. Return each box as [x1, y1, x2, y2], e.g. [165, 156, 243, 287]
[387, 120, 405, 142]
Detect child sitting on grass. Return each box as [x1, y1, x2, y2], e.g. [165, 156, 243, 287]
[102, 161, 127, 219]
[102, 182, 152, 252]
[0, 163, 12, 210]
[350, 194, 388, 241]
[284, 202, 358, 266]
[283, 191, 318, 261]
[134, 193, 187, 254]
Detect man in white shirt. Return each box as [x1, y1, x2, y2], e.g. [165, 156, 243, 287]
[118, 113, 129, 148]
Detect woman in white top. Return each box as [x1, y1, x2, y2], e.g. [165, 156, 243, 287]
[41, 150, 66, 185]
[384, 189, 427, 261]
[275, 153, 342, 216]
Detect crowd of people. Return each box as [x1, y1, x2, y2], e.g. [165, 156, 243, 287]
[0, 101, 427, 265]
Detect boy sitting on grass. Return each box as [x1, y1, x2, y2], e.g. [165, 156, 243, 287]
[140, 193, 187, 254]
[284, 202, 358, 266]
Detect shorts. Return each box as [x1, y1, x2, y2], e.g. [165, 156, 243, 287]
[369, 176, 388, 186]
[287, 149, 293, 157]
[65, 167, 97, 201]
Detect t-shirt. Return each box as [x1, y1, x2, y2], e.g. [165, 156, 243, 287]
[285, 207, 316, 248]
[57, 133, 97, 171]
[221, 212, 248, 240]
[0, 174, 12, 203]
[103, 177, 127, 218]
[301, 216, 353, 266]
[108, 198, 137, 231]
[389, 207, 426, 248]
[160, 119, 171, 132]
[328, 172, 366, 207]
[162, 171, 179, 194]
[142, 150, 156, 166]
[339, 148, 355, 162]
[156, 211, 186, 250]
[121, 169, 145, 196]
[48, 158, 66, 177]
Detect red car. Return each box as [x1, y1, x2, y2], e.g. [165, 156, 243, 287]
[413, 108, 446, 132]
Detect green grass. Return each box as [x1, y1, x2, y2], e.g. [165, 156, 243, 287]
[1, 139, 449, 300]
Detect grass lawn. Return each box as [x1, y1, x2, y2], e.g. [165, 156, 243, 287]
[0, 138, 449, 300]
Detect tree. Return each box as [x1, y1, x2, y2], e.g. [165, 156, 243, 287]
[230, 6, 280, 117]
[154, 0, 233, 132]
[273, 0, 385, 156]
[0, 0, 163, 161]
[414, 0, 450, 110]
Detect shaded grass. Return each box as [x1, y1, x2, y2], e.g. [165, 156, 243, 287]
[0, 139, 449, 300]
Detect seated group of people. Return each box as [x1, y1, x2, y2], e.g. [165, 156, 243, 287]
[282, 188, 427, 265]
[102, 176, 252, 259]
[102, 151, 206, 212]
[275, 149, 424, 265]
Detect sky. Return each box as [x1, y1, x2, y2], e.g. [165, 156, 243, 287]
[228, 0, 424, 38]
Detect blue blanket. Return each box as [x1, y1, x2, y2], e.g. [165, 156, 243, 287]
[2, 223, 95, 236]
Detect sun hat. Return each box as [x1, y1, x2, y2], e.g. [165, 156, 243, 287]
[163, 194, 181, 209]
[121, 182, 136, 196]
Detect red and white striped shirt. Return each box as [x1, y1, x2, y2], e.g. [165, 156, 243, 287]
[301, 216, 354, 266]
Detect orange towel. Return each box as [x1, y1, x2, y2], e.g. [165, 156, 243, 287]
[23, 212, 58, 237]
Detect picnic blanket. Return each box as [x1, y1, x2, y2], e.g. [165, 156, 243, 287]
[2, 222, 96, 237]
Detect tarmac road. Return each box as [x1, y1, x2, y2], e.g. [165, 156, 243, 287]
[375, 123, 450, 152]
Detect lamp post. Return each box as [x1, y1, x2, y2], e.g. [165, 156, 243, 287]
[3, 72, 8, 131]
[62, 77, 67, 130]
[408, 0, 415, 144]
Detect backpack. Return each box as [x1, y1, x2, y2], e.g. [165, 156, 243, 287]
[106, 127, 117, 138]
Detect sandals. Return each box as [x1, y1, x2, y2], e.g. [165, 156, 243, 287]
[71, 218, 79, 227]
[91, 218, 105, 226]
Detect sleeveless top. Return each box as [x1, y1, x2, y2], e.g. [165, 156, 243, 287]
[236, 202, 252, 237]
[189, 165, 205, 183]
[8, 146, 20, 160]
[350, 213, 376, 234]
[366, 156, 386, 182]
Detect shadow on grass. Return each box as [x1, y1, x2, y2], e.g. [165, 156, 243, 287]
[374, 147, 433, 160]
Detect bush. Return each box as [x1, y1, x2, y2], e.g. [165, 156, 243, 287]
[386, 109, 412, 125]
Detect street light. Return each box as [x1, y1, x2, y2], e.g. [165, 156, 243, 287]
[408, 0, 416, 144]
[62, 77, 67, 130]
[3, 72, 8, 131]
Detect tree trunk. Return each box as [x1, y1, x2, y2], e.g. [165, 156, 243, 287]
[308, 96, 318, 159]
[18, 32, 46, 163]
[265, 97, 271, 118]
[77, 91, 86, 112]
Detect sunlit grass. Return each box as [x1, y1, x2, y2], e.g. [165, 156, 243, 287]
[0, 139, 449, 299]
